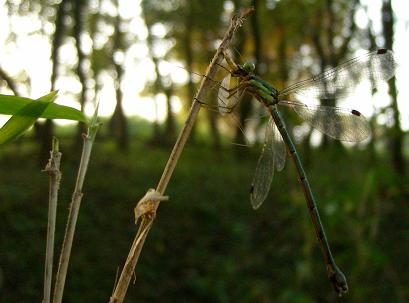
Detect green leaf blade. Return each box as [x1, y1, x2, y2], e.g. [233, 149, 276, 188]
[0, 93, 88, 123]
[0, 92, 57, 144]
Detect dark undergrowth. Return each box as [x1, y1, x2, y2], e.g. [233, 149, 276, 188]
[0, 129, 408, 302]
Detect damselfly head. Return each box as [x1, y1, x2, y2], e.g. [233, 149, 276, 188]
[240, 61, 255, 74]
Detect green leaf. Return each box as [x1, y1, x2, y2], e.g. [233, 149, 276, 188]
[0, 92, 57, 144]
[0, 93, 88, 123]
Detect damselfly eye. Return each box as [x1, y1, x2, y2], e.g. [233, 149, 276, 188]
[242, 62, 255, 73]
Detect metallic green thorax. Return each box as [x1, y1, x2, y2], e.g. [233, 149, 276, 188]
[248, 76, 279, 106]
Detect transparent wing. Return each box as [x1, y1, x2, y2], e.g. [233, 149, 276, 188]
[250, 118, 275, 209]
[218, 73, 239, 115]
[273, 122, 286, 172]
[279, 101, 371, 142]
[278, 49, 396, 100]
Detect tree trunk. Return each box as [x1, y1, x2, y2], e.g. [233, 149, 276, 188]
[0, 66, 20, 95]
[366, 19, 378, 165]
[109, 8, 129, 150]
[38, 0, 69, 164]
[73, 0, 88, 142]
[142, 3, 176, 144]
[382, 0, 405, 175]
[110, 77, 128, 149]
[183, 2, 197, 143]
[207, 109, 221, 150]
[311, 0, 357, 149]
[230, 0, 254, 148]
[164, 85, 176, 144]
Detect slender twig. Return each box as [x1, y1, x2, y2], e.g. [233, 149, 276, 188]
[52, 107, 99, 303]
[108, 8, 254, 303]
[42, 137, 62, 303]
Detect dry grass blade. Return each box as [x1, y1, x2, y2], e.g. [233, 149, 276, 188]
[52, 106, 100, 303]
[42, 138, 62, 303]
[108, 8, 254, 303]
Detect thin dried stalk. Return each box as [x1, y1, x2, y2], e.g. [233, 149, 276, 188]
[109, 8, 254, 303]
[42, 137, 62, 303]
[52, 109, 99, 303]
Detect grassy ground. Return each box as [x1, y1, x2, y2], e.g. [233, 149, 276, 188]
[0, 132, 408, 302]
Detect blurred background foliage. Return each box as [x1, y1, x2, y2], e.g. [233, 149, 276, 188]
[0, 0, 408, 302]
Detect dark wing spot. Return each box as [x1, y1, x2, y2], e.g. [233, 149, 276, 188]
[250, 185, 254, 194]
[377, 48, 387, 54]
[351, 109, 361, 116]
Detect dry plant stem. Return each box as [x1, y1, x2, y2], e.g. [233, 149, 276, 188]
[53, 121, 99, 303]
[108, 8, 254, 303]
[42, 138, 62, 303]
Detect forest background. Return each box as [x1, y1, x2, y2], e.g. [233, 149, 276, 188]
[0, 0, 408, 302]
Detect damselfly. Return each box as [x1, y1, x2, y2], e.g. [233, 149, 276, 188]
[210, 49, 396, 296]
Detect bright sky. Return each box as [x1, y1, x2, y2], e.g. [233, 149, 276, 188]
[0, 0, 408, 132]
